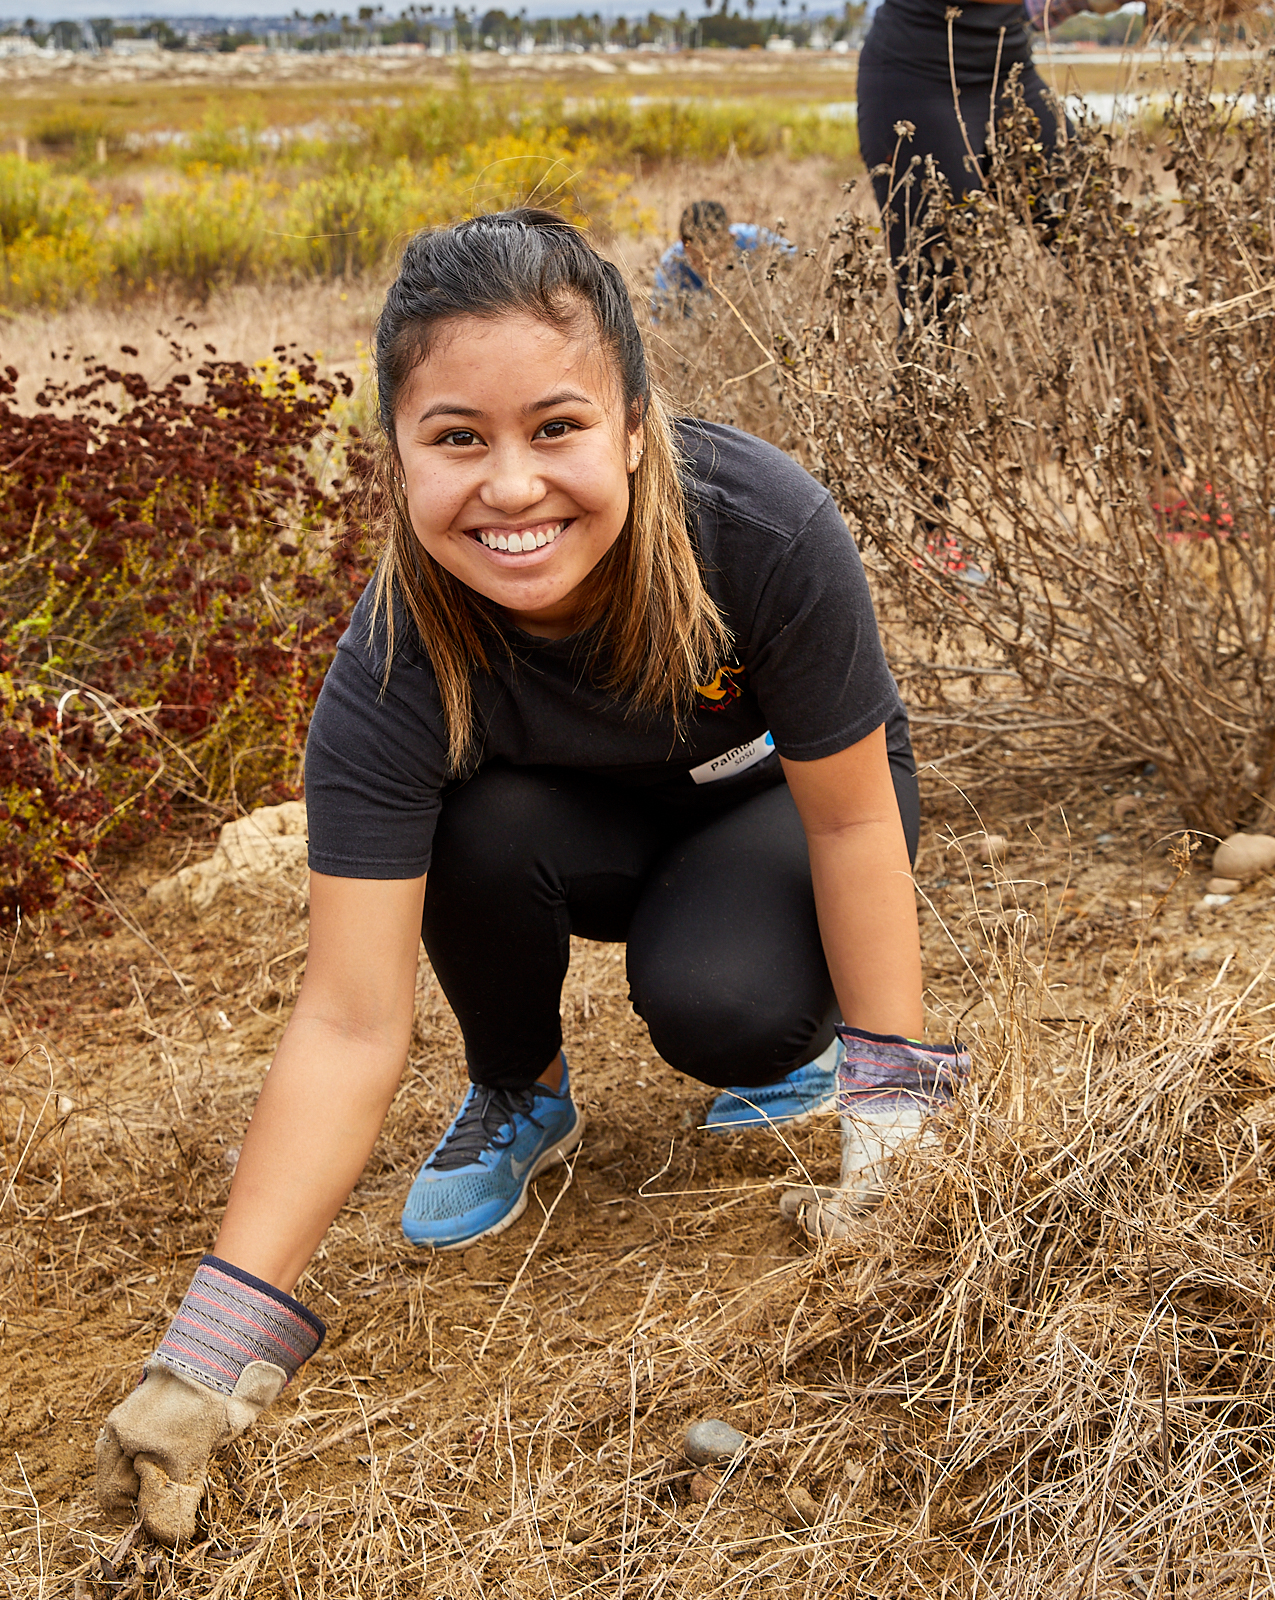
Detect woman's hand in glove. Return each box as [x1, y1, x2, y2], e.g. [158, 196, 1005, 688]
[780, 1026, 969, 1239]
[96, 1255, 324, 1545]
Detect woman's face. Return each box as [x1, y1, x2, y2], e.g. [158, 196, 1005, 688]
[394, 311, 643, 639]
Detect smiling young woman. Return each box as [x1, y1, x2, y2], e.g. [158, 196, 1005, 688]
[94, 209, 969, 1547]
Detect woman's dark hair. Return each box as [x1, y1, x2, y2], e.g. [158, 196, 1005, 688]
[371, 208, 728, 775]
[376, 208, 647, 435]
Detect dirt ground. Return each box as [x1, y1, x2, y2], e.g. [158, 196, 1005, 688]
[2, 774, 1269, 1596]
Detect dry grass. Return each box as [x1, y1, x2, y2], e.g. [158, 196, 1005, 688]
[3, 815, 1274, 1597]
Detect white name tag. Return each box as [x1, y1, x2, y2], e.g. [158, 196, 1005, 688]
[689, 731, 776, 785]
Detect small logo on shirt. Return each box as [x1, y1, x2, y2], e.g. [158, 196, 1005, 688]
[689, 731, 775, 785]
[695, 660, 745, 713]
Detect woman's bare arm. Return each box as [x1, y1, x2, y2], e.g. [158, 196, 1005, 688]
[781, 725, 924, 1040]
[211, 871, 427, 1293]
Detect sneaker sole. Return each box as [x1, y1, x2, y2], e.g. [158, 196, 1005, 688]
[428, 1110, 586, 1252]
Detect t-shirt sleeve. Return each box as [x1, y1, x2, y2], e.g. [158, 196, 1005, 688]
[304, 609, 449, 880]
[742, 493, 903, 762]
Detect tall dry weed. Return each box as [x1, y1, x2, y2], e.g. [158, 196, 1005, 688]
[659, 60, 1275, 837]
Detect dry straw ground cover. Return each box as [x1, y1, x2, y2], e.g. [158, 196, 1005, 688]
[2, 40, 1275, 1600]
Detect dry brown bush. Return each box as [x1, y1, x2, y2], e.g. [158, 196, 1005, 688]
[652, 60, 1275, 839]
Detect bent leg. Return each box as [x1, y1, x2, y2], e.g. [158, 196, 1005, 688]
[627, 784, 836, 1090]
[628, 760, 919, 1091]
[422, 765, 669, 1089]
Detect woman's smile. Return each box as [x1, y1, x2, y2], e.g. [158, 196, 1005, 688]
[472, 517, 569, 554]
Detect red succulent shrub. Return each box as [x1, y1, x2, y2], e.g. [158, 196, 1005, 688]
[0, 340, 373, 919]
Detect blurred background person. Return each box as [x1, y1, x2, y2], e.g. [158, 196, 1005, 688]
[652, 200, 795, 316]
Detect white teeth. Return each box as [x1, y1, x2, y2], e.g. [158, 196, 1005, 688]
[478, 521, 564, 551]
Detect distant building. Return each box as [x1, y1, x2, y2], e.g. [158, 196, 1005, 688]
[112, 37, 162, 55]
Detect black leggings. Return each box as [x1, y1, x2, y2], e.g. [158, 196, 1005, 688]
[857, 54, 1067, 319]
[421, 762, 920, 1093]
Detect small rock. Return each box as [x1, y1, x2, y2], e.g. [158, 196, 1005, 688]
[57, 1095, 76, 1117]
[1201, 893, 1233, 908]
[688, 1472, 718, 1503]
[223, 1145, 241, 1171]
[841, 1459, 871, 1505]
[778, 1185, 836, 1220]
[976, 833, 1008, 864]
[566, 1520, 594, 1544]
[1095, 833, 1115, 846]
[782, 1484, 822, 1528]
[684, 1418, 746, 1466]
[1207, 877, 1243, 895]
[1113, 794, 1139, 820]
[615, 1209, 631, 1223]
[147, 799, 309, 913]
[1213, 833, 1275, 883]
[462, 1247, 486, 1277]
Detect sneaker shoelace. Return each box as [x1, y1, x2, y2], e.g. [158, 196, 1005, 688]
[427, 1085, 545, 1172]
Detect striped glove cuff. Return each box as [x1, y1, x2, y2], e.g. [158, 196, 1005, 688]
[152, 1255, 326, 1396]
[836, 1025, 970, 1115]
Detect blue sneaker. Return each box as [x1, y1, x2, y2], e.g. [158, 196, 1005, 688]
[704, 1037, 839, 1133]
[402, 1055, 584, 1249]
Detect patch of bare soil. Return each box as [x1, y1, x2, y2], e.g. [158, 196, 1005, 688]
[3, 780, 1272, 1596]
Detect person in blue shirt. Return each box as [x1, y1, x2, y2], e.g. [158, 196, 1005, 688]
[653, 200, 794, 315]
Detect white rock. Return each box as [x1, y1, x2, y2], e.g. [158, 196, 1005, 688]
[1206, 877, 1242, 895]
[685, 1419, 746, 1466]
[1212, 833, 1275, 883]
[148, 800, 309, 913]
[976, 833, 1008, 864]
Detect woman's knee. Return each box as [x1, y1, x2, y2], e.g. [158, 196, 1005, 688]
[633, 960, 835, 1089]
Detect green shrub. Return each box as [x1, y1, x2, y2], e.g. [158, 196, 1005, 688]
[286, 134, 639, 279]
[0, 155, 106, 307]
[286, 160, 423, 279]
[564, 97, 858, 165]
[184, 111, 266, 171]
[110, 171, 279, 299]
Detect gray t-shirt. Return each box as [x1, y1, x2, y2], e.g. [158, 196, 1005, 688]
[304, 419, 911, 879]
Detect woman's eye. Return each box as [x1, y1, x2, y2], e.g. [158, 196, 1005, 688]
[439, 428, 480, 447]
[537, 419, 576, 440]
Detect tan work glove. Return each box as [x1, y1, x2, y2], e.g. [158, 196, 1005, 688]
[781, 1026, 969, 1239]
[96, 1255, 324, 1545]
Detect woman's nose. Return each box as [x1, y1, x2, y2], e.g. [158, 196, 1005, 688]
[479, 445, 542, 512]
